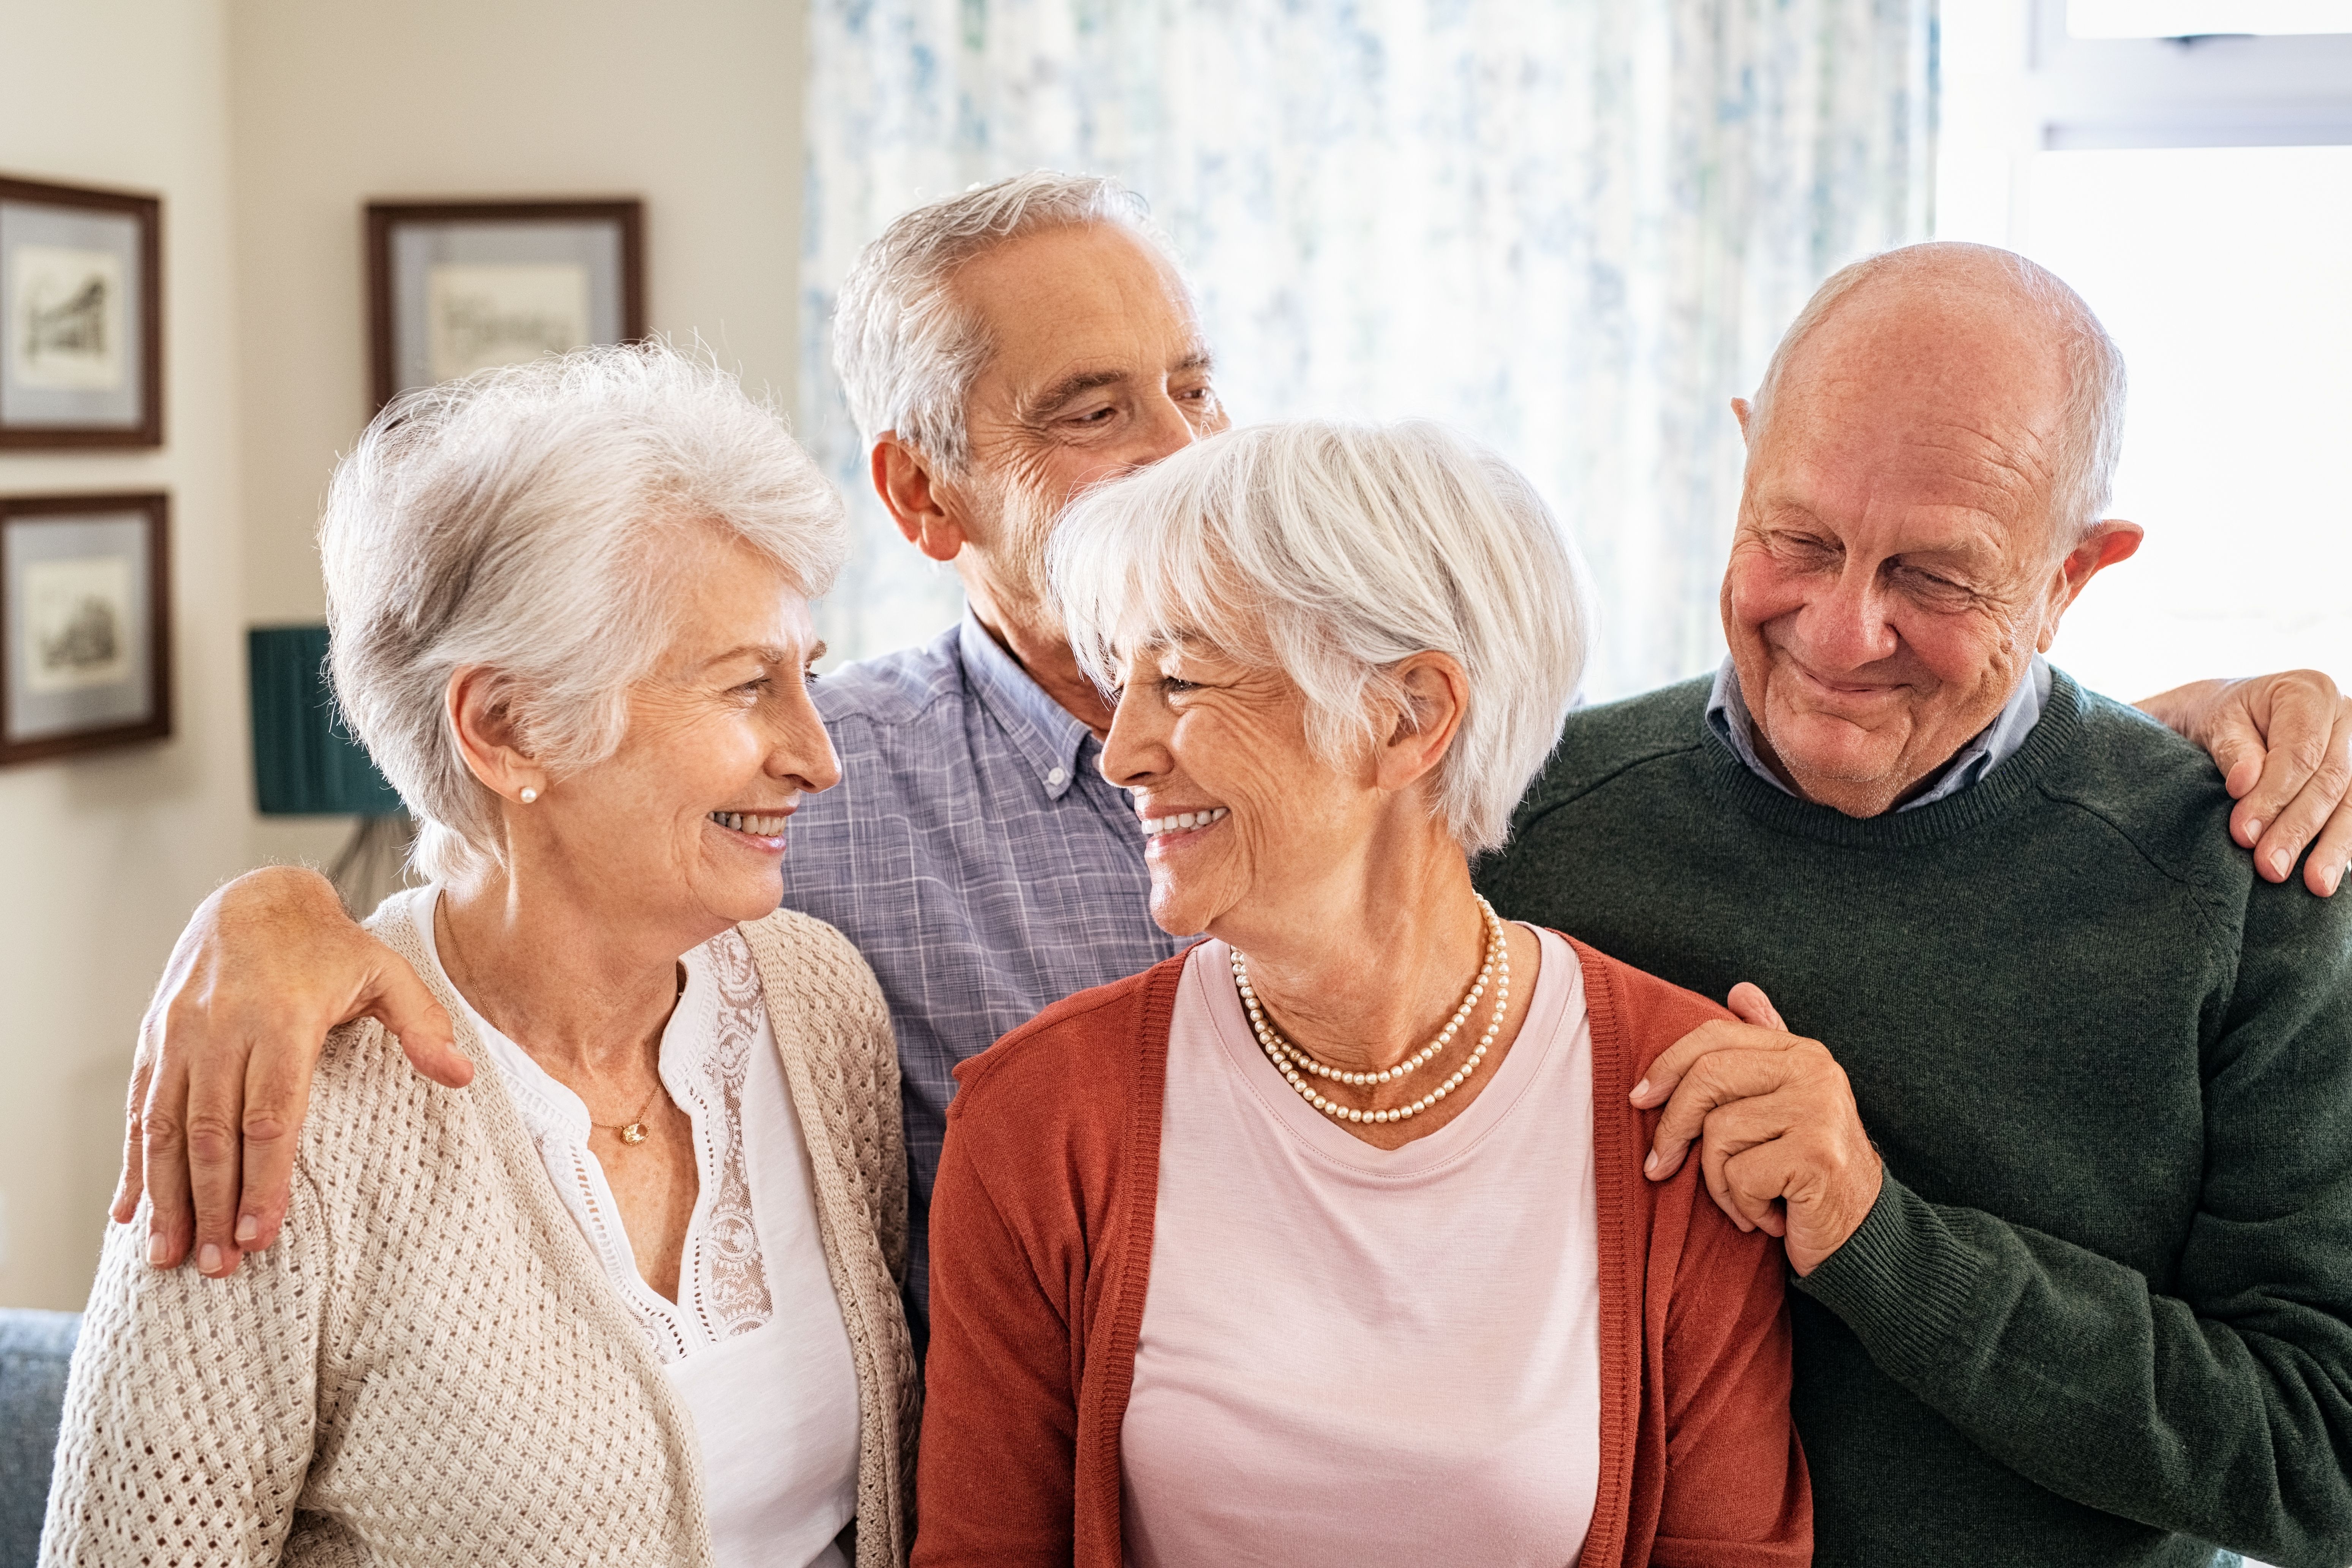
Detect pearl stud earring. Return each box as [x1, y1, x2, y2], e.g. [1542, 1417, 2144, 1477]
[519, 787, 539, 804]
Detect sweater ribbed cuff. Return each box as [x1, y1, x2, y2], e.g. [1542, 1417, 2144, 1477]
[1793, 1173, 1983, 1382]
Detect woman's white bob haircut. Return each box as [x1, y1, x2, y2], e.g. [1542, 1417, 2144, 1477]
[322, 341, 847, 883]
[1052, 420, 1592, 855]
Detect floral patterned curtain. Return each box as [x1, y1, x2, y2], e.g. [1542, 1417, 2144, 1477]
[802, 0, 1936, 699]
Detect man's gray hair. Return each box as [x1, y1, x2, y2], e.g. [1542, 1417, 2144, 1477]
[831, 170, 1179, 472]
[322, 341, 848, 882]
[1747, 241, 2128, 544]
[1051, 420, 1592, 855]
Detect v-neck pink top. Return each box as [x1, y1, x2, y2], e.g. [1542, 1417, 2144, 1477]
[1119, 926, 1601, 1566]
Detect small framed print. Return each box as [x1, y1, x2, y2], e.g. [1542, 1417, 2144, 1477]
[1, 493, 171, 765]
[0, 175, 164, 448]
[366, 198, 644, 409]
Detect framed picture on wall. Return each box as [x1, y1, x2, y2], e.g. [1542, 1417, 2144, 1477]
[366, 198, 644, 409]
[1, 492, 171, 765]
[0, 175, 164, 449]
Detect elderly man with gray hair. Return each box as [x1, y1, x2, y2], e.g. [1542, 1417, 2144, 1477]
[1480, 243, 2352, 1566]
[121, 171, 2352, 1388]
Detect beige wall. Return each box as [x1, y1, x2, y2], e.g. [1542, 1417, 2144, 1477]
[229, 0, 812, 870]
[0, 0, 250, 1309]
[0, 0, 808, 1309]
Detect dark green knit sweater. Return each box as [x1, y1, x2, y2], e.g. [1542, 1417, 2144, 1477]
[1477, 670, 2352, 1568]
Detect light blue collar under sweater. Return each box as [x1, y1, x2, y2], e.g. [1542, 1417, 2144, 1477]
[1703, 654, 2051, 812]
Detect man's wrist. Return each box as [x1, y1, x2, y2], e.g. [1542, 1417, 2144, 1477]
[1793, 1171, 1983, 1382]
[2130, 677, 2227, 743]
[214, 863, 344, 921]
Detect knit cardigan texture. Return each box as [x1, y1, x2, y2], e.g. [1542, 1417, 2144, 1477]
[913, 937, 1813, 1567]
[42, 904, 918, 1568]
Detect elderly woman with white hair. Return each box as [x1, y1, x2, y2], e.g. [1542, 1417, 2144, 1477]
[914, 420, 1810, 1567]
[43, 346, 913, 1568]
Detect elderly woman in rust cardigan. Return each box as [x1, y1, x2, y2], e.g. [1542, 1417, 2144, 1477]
[914, 419, 1809, 1567]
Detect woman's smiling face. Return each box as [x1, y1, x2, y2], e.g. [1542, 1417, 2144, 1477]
[1100, 637, 1380, 941]
[520, 531, 841, 938]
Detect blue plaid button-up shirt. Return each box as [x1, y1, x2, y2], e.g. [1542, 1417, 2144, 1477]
[779, 613, 1184, 1340]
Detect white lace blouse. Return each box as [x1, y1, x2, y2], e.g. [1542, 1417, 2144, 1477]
[395, 888, 863, 1568]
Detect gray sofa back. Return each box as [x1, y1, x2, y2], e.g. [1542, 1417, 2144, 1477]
[0, 1310, 79, 1568]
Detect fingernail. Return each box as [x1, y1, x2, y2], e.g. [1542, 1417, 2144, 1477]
[1630, 1078, 1651, 1102]
[1643, 1151, 1660, 1176]
[235, 1215, 258, 1244]
[145, 1233, 168, 1266]
[198, 1244, 222, 1274]
[2271, 849, 2293, 879]
[2245, 819, 2263, 844]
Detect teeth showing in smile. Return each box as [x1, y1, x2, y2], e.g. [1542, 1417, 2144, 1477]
[1138, 806, 1228, 838]
[710, 811, 790, 836]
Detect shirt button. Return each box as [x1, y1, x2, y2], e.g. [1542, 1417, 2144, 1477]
[1046, 767, 1068, 787]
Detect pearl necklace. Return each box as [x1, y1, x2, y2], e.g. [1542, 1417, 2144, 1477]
[1231, 897, 1510, 1126]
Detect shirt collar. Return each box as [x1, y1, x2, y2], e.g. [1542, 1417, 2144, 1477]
[1704, 654, 2051, 812]
[956, 609, 1094, 800]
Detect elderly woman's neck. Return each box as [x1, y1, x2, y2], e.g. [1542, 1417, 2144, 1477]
[1220, 841, 1499, 1077]
[432, 869, 703, 1076]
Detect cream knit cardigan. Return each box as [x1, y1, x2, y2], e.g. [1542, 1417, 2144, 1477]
[42, 904, 917, 1567]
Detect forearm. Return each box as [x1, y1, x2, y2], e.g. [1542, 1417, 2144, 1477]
[1797, 1174, 2352, 1566]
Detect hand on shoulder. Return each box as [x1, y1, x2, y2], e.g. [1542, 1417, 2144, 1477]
[119, 865, 461, 1279]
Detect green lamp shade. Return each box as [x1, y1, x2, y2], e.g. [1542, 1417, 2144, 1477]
[248, 625, 403, 816]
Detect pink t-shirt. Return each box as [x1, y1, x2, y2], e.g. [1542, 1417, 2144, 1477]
[1121, 926, 1602, 1567]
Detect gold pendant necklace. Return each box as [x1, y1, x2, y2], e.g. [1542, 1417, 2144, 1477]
[586, 966, 686, 1147]
[592, 1083, 662, 1146]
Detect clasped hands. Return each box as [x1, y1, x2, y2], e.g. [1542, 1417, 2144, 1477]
[1632, 983, 1881, 1276]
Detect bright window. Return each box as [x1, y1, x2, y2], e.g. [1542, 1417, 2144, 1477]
[2010, 145, 2352, 694]
[1940, 2, 2352, 699]
[2068, 0, 2352, 37]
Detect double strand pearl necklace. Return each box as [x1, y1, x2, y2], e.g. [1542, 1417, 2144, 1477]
[1231, 896, 1510, 1126]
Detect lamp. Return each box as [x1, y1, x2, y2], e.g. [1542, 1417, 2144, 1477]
[247, 625, 410, 909]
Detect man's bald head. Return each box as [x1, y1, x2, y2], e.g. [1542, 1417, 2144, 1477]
[1745, 242, 2127, 548]
[1719, 243, 2144, 819]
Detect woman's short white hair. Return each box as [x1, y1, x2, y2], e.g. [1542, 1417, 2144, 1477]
[1051, 420, 1592, 855]
[831, 170, 1180, 472]
[322, 341, 847, 882]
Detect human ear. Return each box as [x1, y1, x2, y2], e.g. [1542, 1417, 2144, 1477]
[872, 435, 972, 565]
[1376, 653, 1471, 792]
[446, 667, 547, 805]
[2037, 519, 2145, 652]
[1731, 397, 1754, 444]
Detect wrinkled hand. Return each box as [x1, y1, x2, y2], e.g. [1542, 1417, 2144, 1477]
[116, 866, 465, 1278]
[2138, 671, 2352, 896]
[1631, 984, 1882, 1275]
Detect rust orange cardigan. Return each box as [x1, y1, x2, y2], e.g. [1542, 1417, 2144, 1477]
[914, 936, 1811, 1567]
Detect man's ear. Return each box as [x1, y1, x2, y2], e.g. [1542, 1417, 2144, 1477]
[2037, 518, 2145, 653]
[1731, 397, 1753, 445]
[1375, 653, 1471, 793]
[872, 435, 971, 566]
[446, 667, 546, 805]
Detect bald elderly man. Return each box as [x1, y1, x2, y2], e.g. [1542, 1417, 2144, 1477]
[123, 175, 2349, 1358]
[1479, 245, 2352, 1565]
